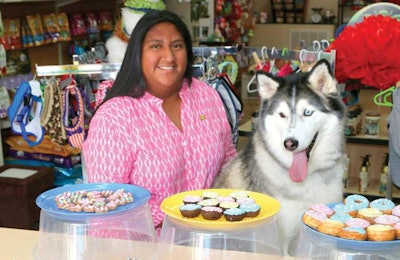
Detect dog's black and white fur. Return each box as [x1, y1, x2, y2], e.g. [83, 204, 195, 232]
[213, 59, 347, 255]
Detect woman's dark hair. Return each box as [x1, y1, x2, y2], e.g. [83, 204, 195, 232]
[100, 10, 193, 105]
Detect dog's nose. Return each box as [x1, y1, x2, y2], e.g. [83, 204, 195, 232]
[284, 138, 298, 151]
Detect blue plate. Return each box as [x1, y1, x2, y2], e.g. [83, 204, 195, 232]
[303, 223, 400, 251]
[36, 183, 151, 220]
[302, 202, 400, 251]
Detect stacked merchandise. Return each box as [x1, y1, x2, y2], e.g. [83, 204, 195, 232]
[0, 10, 114, 51]
[5, 75, 114, 186]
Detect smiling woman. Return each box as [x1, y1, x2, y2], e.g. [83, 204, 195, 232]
[82, 10, 237, 236]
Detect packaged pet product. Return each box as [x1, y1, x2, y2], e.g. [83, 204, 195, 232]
[380, 153, 389, 194]
[359, 155, 370, 193]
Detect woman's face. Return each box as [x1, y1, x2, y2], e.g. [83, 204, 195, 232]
[141, 22, 187, 98]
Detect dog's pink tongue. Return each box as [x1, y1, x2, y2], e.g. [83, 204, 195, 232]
[289, 151, 308, 182]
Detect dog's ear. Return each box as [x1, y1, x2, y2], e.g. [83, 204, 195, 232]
[308, 59, 338, 95]
[256, 72, 280, 99]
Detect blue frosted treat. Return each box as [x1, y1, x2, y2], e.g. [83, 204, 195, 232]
[338, 227, 367, 241]
[329, 212, 353, 223]
[179, 204, 201, 218]
[344, 194, 369, 210]
[369, 198, 395, 214]
[333, 203, 357, 217]
[224, 207, 246, 222]
[240, 203, 260, 218]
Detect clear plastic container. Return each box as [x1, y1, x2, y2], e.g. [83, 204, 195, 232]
[159, 215, 283, 258]
[159, 189, 283, 258]
[34, 183, 157, 260]
[295, 223, 400, 260]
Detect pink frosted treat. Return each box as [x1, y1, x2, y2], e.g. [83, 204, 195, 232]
[345, 218, 371, 228]
[236, 197, 256, 205]
[394, 222, 400, 239]
[392, 205, 400, 217]
[302, 210, 328, 229]
[310, 204, 334, 217]
[374, 215, 400, 227]
[217, 196, 235, 203]
[183, 195, 203, 204]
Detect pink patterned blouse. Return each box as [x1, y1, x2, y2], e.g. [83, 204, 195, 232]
[83, 78, 236, 229]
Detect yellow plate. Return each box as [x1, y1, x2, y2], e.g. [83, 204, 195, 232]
[160, 189, 280, 229]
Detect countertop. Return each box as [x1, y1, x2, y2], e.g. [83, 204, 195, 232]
[0, 227, 289, 260]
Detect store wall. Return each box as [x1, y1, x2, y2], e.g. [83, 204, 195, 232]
[166, 0, 340, 48]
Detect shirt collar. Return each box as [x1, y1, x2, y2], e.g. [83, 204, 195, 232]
[142, 79, 190, 105]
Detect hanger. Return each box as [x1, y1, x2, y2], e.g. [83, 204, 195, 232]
[320, 39, 330, 50]
[312, 40, 321, 52]
[373, 87, 394, 107]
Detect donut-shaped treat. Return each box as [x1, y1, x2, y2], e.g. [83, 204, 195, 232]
[333, 203, 357, 217]
[338, 227, 367, 241]
[310, 204, 334, 217]
[367, 224, 395, 241]
[345, 217, 371, 228]
[329, 212, 353, 223]
[374, 214, 400, 226]
[392, 205, 400, 217]
[344, 194, 369, 210]
[370, 198, 395, 214]
[302, 210, 327, 229]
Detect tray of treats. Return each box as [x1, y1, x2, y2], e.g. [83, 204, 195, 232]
[302, 195, 400, 250]
[36, 183, 151, 219]
[160, 189, 280, 229]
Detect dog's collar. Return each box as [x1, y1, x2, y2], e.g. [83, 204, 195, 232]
[306, 133, 318, 159]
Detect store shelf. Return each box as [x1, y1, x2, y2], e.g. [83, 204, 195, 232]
[344, 177, 400, 199]
[0, 0, 84, 7]
[346, 134, 388, 145]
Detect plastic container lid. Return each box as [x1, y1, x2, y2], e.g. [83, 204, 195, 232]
[36, 183, 151, 221]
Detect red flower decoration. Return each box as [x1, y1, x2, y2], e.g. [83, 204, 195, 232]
[327, 15, 400, 90]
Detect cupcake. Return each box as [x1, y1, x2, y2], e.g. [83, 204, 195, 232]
[200, 206, 223, 220]
[217, 196, 235, 203]
[236, 197, 255, 205]
[197, 198, 219, 207]
[224, 207, 246, 222]
[183, 195, 202, 204]
[180, 204, 201, 218]
[219, 201, 239, 211]
[201, 191, 219, 199]
[240, 203, 261, 218]
[230, 191, 249, 200]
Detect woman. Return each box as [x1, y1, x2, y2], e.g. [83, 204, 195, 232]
[83, 10, 236, 232]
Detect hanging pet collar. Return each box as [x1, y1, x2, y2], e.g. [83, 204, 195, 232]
[8, 80, 44, 146]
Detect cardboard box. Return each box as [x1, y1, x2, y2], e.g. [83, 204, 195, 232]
[0, 165, 54, 229]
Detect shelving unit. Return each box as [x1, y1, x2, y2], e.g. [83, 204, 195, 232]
[271, 0, 307, 24]
[344, 134, 399, 199]
[337, 0, 389, 24]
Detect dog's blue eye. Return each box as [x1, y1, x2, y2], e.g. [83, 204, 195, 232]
[304, 109, 314, 116]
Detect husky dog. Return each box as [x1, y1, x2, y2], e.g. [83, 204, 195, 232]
[212, 59, 346, 256]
